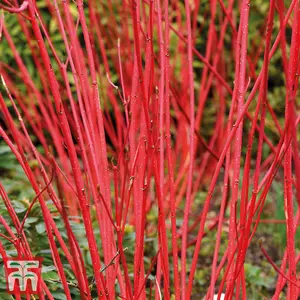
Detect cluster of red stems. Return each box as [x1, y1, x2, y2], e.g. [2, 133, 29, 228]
[0, 0, 299, 298]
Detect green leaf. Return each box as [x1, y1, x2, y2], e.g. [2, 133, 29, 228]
[42, 265, 57, 273]
[51, 293, 67, 300]
[36, 223, 46, 234]
[11, 200, 27, 213]
[25, 217, 39, 224]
